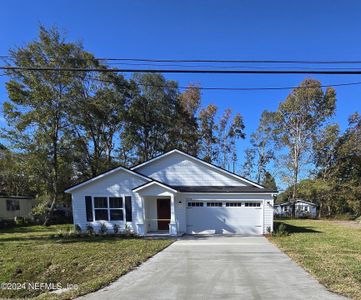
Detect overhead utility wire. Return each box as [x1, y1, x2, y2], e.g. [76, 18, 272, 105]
[3, 67, 361, 91]
[4, 66, 361, 74]
[89, 75, 361, 91]
[4, 55, 361, 64]
[94, 58, 361, 64]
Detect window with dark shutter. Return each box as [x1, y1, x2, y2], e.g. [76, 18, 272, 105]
[85, 196, 93, 222]
[125, 196, 132, 222]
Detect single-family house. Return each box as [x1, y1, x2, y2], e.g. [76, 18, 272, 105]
[0, 195, 36, 221]
[65, 149, 278, 236]
[274, 199, 317, 218]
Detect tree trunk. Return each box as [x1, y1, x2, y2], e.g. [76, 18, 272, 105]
[318, 202, 322, 218]
[43, 113, 59, 226]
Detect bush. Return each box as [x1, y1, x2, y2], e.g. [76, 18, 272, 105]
[86, 223, 95, 236]
[273, 223, 288, 237]
[113, 223, 120, 234]
[99, 222, 108, 235]
[74, 224, 82, 233]
[14, 216, 28, 226]
[123, 224, 133, 237]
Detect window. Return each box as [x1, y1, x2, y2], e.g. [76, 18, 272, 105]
[92, 196, 124, 221]
[207, 202, 222, 207]
[6, 199, 20, 211]
[226, 202, 242, 207]
[244, 202, 261, 207]
[304, 206, 309, 212]
[188, 202, 204, 207]
[109, 197, 123, 221]
[284, 206, 288, 212]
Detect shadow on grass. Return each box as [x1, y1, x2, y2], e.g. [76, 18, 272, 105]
[0, 224, 73, 234]
[0, 234, 144, 244]
[274, 221, 322, 234]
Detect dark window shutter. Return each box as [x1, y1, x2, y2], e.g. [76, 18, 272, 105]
[85, 196, 93, 222]
[125, 196, 132, 222]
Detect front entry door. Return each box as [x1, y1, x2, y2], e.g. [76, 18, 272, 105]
[157, 198, 170, 230]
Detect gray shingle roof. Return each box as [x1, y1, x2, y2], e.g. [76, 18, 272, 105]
[170, 186, 277, 193]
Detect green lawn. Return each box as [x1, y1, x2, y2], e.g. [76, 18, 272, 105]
[269, 219, 361, 300]
[0, 225, 173, 299]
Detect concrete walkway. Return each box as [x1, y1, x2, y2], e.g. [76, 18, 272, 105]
[79, 236, 347, 300]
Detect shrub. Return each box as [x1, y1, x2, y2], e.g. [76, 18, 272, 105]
[273, 223, 288, 237]
[113, 223, 120, 234]
[74, 224, 82, 233]
[123, 224, 133, 237]
[14, 216, 27, 226]
[99, 222, 108, 235]
[86, 223, 95, 236]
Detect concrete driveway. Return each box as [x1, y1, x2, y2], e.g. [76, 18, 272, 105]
[80, 236, 347, 300]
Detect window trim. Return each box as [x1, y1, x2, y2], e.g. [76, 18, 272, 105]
[90, 195, 125, 222]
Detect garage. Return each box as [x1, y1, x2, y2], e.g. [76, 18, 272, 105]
[186, 201, 263, 235]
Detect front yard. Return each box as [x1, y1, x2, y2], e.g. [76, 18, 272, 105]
[269, 219, 361, 300]
[0, 225, 173, 299]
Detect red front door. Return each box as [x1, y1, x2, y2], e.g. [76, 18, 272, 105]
[157, 198, 170, 230]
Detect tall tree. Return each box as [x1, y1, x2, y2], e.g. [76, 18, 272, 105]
[243, 111, 275, 183]
[122, 73, 179, 162]
[262, 171, 277, 190]
[271, 79, 336, 203]
[218, 108, 232, 168]
[228, 113, 245, 172]
[69, 72, 130, 177]
[312, 124, 340, 216]
[3, 26, 94, 225]
[198, 104, 218, 163]
[173, 85, 201, 156]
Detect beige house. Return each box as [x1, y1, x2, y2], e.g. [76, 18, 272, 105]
[0, 195, 36, 220]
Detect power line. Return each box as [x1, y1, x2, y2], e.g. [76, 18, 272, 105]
[100, 61, 361, 70]
[3, 67, 361, 91]
[4, 54, 361, 64]
[90, 75, 361, 91]
[4, 66, 361, 74]
[90, 58, 361, 65]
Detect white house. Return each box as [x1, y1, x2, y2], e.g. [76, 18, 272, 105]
[65, 149, 278, 236]
[274, 200, 317, 218]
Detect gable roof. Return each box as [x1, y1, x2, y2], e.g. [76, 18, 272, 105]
[131, 149, 265, 189]
[64, 165, 151, 193]
[132, 181, 178, 193]
[65, 149, 276, 194]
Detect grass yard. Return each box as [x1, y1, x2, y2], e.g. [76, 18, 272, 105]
[0, 225, 173, 299]
[269, 219, 361, 300]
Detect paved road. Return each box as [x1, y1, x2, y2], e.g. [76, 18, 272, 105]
[80, 236, 347, 300]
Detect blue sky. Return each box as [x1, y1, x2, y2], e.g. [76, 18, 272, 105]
[1, 0, 360, 186]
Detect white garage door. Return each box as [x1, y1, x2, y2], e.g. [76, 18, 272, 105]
[186, 201, 263, 235]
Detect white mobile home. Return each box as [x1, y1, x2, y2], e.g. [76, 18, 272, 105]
[274, 200, 317, 218]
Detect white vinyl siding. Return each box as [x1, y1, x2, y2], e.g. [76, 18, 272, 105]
[263, 199, 274, 233]
[135, 152, 249, 186]
[71, 169, 147, 232]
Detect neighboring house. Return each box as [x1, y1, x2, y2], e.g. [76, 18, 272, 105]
[274, 200, 317, 218]
[65, 149, 278, 236]
[0, 195, 36, 220]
